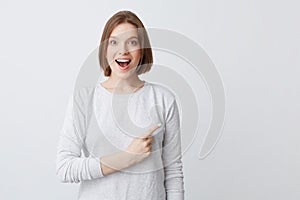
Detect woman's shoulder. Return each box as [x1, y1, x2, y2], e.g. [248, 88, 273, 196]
[73, 86, 96, 96]
[72, 86, 97, 104]
[146, 81, 177, 101]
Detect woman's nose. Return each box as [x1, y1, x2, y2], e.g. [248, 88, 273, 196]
[118, 43, 129, 55]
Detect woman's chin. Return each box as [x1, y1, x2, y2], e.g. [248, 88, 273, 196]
[111, 68, 137, 78]
[112, 65, 136, 74]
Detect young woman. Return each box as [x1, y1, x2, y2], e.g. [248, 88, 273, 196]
[56, 10, 185, 200]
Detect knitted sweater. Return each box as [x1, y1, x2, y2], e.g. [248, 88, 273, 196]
[56, 80, 185, 200]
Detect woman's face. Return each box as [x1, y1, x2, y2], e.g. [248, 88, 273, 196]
[106, 22, 141, 78]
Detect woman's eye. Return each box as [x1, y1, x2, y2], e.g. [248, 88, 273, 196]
[128, 40, 138, 46]
[109, 40, 117, 45]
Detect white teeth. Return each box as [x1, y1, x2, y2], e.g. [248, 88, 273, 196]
[116, 59, 130, 62]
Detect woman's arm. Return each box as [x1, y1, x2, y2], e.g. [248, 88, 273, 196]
[56, 91, 104, 183]
[162, 99, 185, 200]
[56, 89, 160, 182]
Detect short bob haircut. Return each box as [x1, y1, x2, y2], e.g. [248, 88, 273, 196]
[98, 10, 153, 77]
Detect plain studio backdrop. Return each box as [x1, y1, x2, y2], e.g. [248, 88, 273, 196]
[0, 0, 299, 199]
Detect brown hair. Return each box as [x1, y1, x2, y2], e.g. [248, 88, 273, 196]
[98, 10, 153, 76]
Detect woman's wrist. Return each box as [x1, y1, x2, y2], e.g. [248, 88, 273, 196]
[121, 150, 139, 167]
[99, 150, 137, 176]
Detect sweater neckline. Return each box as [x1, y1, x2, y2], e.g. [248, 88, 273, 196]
[98, 80, 148, 96]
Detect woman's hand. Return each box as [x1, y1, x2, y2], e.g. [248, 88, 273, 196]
[99, 124, 161, 176]
[125, 124, 161, 164]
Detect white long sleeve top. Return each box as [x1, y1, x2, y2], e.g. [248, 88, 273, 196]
[56, 80, 185, 200]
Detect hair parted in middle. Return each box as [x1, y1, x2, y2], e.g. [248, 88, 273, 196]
[98, 10, 153, 77]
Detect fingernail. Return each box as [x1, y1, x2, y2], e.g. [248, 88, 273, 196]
[157, 123, 162, 127]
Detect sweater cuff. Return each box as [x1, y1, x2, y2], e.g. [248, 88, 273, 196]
[89, 157, 104, 179]
[167, 191, 184, 200]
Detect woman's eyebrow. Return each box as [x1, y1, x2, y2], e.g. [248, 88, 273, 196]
[109, 36, 138, 40]
[127, 36, 138, 40]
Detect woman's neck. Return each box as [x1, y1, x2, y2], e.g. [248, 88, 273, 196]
[101, 74, 145, 93]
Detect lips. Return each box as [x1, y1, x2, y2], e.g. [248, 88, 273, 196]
[115, 59, 131, 68]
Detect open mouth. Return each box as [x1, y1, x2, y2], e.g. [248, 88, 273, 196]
[115, 59, 131, 68]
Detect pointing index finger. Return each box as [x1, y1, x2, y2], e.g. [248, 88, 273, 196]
[144, 123, 162, 138]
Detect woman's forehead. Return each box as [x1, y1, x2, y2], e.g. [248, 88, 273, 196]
[110, 23, 138, 39]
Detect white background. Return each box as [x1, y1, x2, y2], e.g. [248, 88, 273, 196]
[0, 0, 299, 199]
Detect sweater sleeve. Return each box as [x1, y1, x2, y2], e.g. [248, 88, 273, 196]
[56, 90, 104, 183]
[162, 98, 185, 200]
